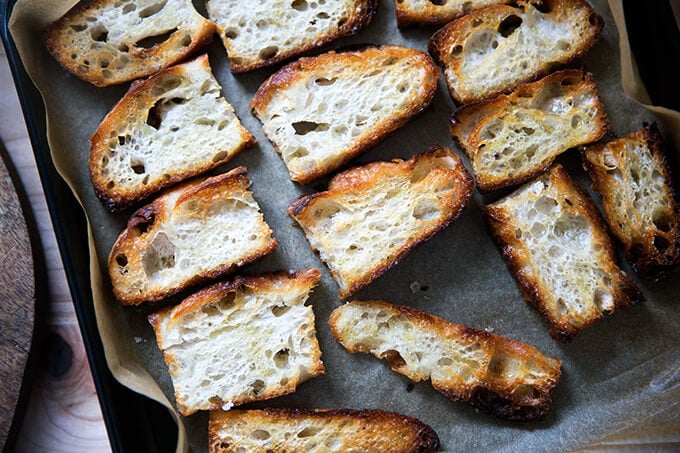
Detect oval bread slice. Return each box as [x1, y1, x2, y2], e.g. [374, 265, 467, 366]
[329, 300, 562, 421]
[208, 408, 440, 452]
[45, 0, 217, 87]
[90, 55, 256, 212]
[288, 146, 473, 298]
[428, 0, 603, 104]
[149, 269, 324, 416]
[251, 45, 440, 184]
[109, 167, 276, 305]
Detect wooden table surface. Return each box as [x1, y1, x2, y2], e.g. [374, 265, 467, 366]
[1, 44, 111, 452]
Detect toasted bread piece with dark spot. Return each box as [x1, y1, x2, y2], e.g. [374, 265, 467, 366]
[330, 300, 562, 421]
[208, 0, 377, 73]
[485, 164, 644, 342]
[90, 55, 255, 212]
[109, 167, 276, 305]
[450, 70, 609, 192]
[45, 0, 216, 87]
[428, 0, 603, 104]
[209, 408, 440, 452]
[251, 45, 440, 184]
[582, 125, 680, 280]
[149, 269, 324, 416]
[289, 146, 473, 297]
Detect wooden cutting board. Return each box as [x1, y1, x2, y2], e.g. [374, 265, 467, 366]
[0, 144, 35, 450]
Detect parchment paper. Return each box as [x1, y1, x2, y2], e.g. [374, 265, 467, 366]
[8, 1, 680, 451]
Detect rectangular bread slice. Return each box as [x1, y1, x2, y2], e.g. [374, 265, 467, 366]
[148, 269, 325, 416]
[395, 0, 514, 28]
[109, 167, 276, 305]
[207, 0, 377, 73]
[450, 70, 609, 192]
[45, 0, 216, 87]
[582, 125, 680, 280]
[251, 45, 440, 184]
[485, 164, 644, 342]
[428, 0, 603, 104]
[288, 146, 473, 298]
[90, 55, 256, 212]
[209, 408, 440, 452]
[329, 300, 562, 421]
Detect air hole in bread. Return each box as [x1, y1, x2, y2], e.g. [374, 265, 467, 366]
[142, 232, 176, 276]
[653, 234, 670, 251]
[488, 352, 520, 378]
[180, 34, 192, 47]
[273, 348, 290, 368]
[292, 121, 329, 135]
[146, 101, 162, 130]
[438, 357, 453, 366]
[556, 298, 568, 315]
[292, 0, 309, 11]
[250, 430, 271, 441]
[259, 46, 279, 61]
[338, 17, 347, 27]
[297, 427, 320, 438]
[135, 28, 177, 49]
[413, 200, 440, 221]
[224, 28, 238, 39]
[593, 288, 613, 312]
[122, 3, 136, 14]
[138, 0, 167, 19]
[534, 1, 552, 13]
[571, 115, 582, 129]
[115, 254, 128, 266]
[131, 162, 146, 174]
[652, 209, 672, 232]
[557, 40, 571, 52]
[383, 349, 406, 368]
[271, 304, 291, 317]
[315, 77, 337, 86]
[70, 23, 87, 32]
[250, 379, 265, 395]
[90, 24, 108, 42]
[397, 81, 409, 93]
[429, 0, 447, 5]
[498, 14, 522, 38]
[317, 12, 330, 19]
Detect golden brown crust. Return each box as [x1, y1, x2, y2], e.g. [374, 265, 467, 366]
[395, 0, 515, 28]
[209, 408, 440, 453]
[89, 55, 256, 212]
[329, 300, 562, 420]
[582, 125, 680, 280]
[109, 167, 277, 305]
[251, 45, 440, 184]
[223, 0, 379, 73]
[289, 146, 474, 297]
[484, 165, 644, 342]
[428, 0, 604, 104]
[449, 70, 610, 192]
[45, 0, 217, 87]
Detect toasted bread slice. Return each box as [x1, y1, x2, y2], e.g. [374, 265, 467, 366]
[207, 0, 377, 73]
[428, 0, 603, 104]
[289, 146, 473, 298]
[109, 168, 276, 305]
[582, 125, 680, 280]
[148, 269, 324, 416]
[329, 300, 562, 421]
[45, 0, 216, 87]
[450, 70, 609, 192]
[90, 55, 255, 212]
[209, 408, 440, 452]
[485, 165, 644, 342]
[395, 0, 515, 28]
[251, 45, 440, 184]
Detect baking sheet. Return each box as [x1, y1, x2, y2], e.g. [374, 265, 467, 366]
[8, 0, 680, 451]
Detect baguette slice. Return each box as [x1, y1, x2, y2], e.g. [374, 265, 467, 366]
[90, 55, 255, 212]
[485, 165, 644, 342]
[428, 0, 603, 104]
[582, 125, 680, 280]
[207, 0, 377, 73]
[450, 70, 609, 192]
[209, 408, 440, 453]
[395, 0, 514, 28]
[251, 45, 440, 184]
[45, 0, 216, 87]
[289, 146, 473, 298]
[148, 269, 325, 416]
[109, 167, 276, 305]
[330, 300, 562, 421]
